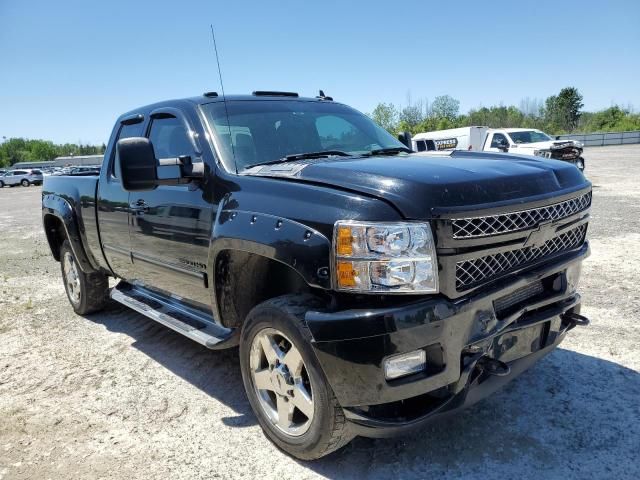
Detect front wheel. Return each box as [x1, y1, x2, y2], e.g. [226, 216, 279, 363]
[21, 179, 29, 187]
[60, 240, 109, 315]
[240, 295, 353, 460]
[0, 180, 4, 188]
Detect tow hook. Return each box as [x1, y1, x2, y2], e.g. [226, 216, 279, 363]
[563, 312, 590, 327]
[477, 357, 511, 377]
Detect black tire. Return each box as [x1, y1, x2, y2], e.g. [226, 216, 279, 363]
[60, 240, 109, 315]
[21, 179, 29, 187]
[240, 294, 353, 460]
[0, 180, 4, 188]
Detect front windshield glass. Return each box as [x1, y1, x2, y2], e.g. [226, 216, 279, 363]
[201, 100, 405, 171]
[508, 130, 552, 144]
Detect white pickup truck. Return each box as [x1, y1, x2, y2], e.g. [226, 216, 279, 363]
[412, 127, 585, 171]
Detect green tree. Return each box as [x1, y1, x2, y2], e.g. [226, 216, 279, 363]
[30, 140, 58, 161]
[431, 95, 460, 121]
[544, 87, 584, 132]
[578, 106, 640, 132]
[398, 105, 424, 133]
[369, 103, 398, 133]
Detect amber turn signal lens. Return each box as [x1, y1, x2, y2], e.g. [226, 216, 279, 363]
[336, 226, 353, 256]
[336, 261, 357, 287]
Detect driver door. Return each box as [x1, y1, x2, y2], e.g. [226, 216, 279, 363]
[128, 112, 213, 308]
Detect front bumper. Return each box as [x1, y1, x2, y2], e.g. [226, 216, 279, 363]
[305, 243, 589, 437]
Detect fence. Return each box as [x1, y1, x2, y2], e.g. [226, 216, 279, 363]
[557, 131, 640, 147]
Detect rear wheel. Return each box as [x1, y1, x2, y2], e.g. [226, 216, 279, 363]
[0, 180, 4, 188]
[240, 295, 353, 460]
[21, 179, 29, 187]
[60, 240, 109, 315]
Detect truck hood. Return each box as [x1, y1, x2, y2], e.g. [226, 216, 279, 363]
[242, 151, 589, 218]
[512, 140, 582, 151]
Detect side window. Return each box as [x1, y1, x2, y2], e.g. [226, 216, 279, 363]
[112, 121, 145, 178]
[148, 116, 194, 159]
[490, 133, 508, 148]
[416, 140, 427, 152]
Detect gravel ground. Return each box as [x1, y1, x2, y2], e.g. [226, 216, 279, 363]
[1, 145, 639, 479]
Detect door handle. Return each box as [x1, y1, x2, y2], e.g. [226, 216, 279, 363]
[129, 199, 149, 214]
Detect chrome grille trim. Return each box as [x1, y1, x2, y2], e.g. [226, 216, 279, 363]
[452, 192, 591, 239]
[455, 224, 587, 290]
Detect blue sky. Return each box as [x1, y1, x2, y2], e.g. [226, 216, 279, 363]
[1, 0, 638, 144]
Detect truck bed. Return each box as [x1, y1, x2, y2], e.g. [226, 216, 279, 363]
[42, 174, 102, 269]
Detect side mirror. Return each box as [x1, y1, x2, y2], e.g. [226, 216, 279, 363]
[118, 137, 158, 191]
[497, 141, 509, 152]
[398, 131, 412, 149]
[117, 137, 205, 192]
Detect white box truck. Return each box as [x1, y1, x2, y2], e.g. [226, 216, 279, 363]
[412, 127, 585, 171]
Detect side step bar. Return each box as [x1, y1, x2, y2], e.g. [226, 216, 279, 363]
[110, 283, 234, 349]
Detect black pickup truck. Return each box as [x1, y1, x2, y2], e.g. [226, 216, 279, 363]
[42, 91, 591, 459]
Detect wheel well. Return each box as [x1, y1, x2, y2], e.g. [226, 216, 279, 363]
[215, 250, 319, 329]
[43, 214, 67, 261]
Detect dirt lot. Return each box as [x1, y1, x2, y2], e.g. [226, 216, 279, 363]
[1, 146, 639, 479]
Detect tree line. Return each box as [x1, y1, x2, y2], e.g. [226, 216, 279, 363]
[0, 138, 106, 168]
[369, 87, 640, 137]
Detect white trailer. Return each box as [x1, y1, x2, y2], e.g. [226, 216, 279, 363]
[412, 126, 489, 152]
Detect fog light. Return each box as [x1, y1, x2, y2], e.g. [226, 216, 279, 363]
[384, 350, 426, 380]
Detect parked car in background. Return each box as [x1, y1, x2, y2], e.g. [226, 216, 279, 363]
[69, 166, 101, 175]
[0, 168, 44, 187]
[412, 127, 585, 171]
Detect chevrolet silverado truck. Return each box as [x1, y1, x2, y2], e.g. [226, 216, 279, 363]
[412, 127, 586, 171]
[42, 91, 591, 459]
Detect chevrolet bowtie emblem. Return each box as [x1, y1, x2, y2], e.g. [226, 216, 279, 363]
[523, 221, 556, 248]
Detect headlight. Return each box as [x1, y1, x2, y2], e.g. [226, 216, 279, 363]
[333, 221, 438, 293]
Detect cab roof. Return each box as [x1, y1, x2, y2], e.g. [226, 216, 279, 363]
[118, 91, 339, 122]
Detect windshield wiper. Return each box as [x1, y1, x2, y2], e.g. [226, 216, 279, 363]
[366, 147, 413, 156]
[244, 150, 351, 169]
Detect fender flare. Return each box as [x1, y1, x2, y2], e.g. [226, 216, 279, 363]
[42, 193, 98, 273]
[207, 208, 333, 323]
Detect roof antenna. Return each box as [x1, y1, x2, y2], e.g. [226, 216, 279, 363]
[209, 24, 236, 171]
[316, 90, 333, 101]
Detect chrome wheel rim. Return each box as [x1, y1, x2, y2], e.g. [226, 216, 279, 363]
[63, 252, 81, 305]
[249, 328, 314, 436]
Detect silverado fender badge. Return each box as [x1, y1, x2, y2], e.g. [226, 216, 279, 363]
[523, 221, 556, 248]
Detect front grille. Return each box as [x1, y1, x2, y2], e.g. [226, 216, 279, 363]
[452, 192, 591, 239]
[455, 224, 587, 290]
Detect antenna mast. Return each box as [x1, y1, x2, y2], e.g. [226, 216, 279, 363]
[209, 24, 236, 169]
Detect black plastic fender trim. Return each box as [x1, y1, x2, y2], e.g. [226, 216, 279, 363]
[42, 194, 99, 273]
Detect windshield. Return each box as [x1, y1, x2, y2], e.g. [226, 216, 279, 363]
[201, 100, 405, 171]
[508, 130, 552, 144]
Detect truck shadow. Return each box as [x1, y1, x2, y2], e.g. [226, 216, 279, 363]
[86, 302, 640, 479]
